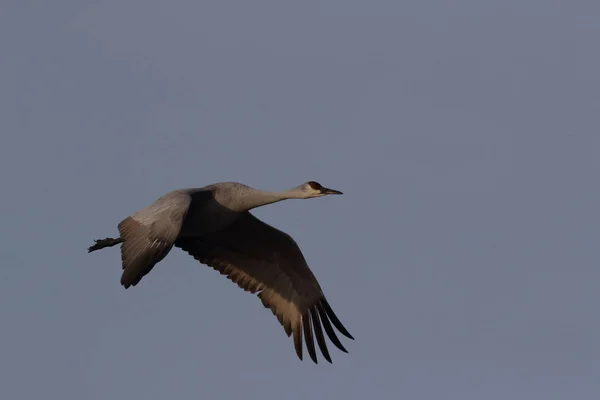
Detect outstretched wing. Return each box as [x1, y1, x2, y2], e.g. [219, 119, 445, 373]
[118, 190, 209, 288]
[175, 212, 353, 363]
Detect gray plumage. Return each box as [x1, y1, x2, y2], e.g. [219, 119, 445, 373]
[88, 181, 353, 363]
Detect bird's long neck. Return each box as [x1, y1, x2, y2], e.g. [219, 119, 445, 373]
[234, 187, 305, 212]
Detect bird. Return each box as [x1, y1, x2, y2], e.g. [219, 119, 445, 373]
[88, 180, 353, 363]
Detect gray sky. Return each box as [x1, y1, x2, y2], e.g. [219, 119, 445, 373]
[1, 1, 599, 399]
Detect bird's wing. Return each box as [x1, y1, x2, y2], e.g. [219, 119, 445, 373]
[175, 212, 353, 363]
[118, 190, 210, 288]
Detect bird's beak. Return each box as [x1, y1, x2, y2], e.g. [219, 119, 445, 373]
[321, 187, 343, 195]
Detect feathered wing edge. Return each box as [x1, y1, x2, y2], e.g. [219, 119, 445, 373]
[176, 238, 354, 364]
[265, 294, 354, 364]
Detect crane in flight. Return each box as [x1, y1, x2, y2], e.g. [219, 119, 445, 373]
[88, 180, 353, 363]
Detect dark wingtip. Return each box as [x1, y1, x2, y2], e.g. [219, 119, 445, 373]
[303, 312, 318, 364]
[293, 322, 303, 361]
[310, 307, 332, 363]
[317, 303, 348, 353]
[322, 297, 354, 340]
[121, 276, 132, 289]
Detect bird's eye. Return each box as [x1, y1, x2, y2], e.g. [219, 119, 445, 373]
[307, 181, 322, 190]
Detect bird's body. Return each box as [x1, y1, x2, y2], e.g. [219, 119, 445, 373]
[88, 181, 352, 363]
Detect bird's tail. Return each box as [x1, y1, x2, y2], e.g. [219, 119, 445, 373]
[88, 237, 124, 253]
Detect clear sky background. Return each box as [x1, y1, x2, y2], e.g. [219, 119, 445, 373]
[1, 1, 599, 399]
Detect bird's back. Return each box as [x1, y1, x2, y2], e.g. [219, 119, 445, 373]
[128, 189, 195, 227]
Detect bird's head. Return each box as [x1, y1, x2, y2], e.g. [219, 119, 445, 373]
[299, 181, 343, 198]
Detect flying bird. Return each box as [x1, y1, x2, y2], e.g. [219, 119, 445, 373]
[88, 181, 353, 363]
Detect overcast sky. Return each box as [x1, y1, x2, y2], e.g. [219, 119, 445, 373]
[1, 1, 599, 399]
